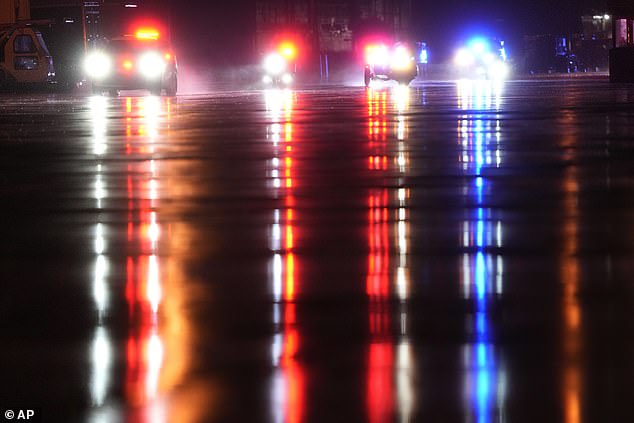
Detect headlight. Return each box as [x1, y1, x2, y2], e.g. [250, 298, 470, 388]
[139, 52, 166, 79]
[264, 53, 286, 75]
[454, 48, 475, 67]
[488, 61, 509, 80]
[391, 47, 413, 70]
[85, 51, 112, 79]
[366, 45, 389, 66]
[281, 73, 293, 85]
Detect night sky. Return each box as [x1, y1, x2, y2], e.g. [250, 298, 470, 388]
[169, 0, 607, 64]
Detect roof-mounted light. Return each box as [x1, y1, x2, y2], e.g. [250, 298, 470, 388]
[279, 42, 297, 60]
[135, 28, 160, 40]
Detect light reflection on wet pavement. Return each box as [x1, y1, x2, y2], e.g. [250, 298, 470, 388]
[2, 80, 634, 421]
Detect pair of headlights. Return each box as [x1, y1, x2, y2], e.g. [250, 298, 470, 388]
[262, 73, 293, 85]
[85, 51, 166, 79]
[454, 48, 509, 80]
[366, 46, 414, 70]
[262, 53, 294, 85]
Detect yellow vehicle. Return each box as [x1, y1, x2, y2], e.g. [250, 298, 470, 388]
[0, 23, 56, 88]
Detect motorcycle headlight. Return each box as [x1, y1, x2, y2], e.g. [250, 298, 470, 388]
[264, 53, 286, 75]
[85, 51, 112, 79]
[139, 52, 166, 79]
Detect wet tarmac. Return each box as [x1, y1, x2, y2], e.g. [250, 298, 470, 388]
[2, 79, 634, 422]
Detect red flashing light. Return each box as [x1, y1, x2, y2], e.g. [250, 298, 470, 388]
[279, 41, 297, 60]
[164, 53, 172, 61]
[135, 28, 160, 40]
[123, 59, 133, 70]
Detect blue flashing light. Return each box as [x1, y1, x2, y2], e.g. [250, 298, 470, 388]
[419, 49, 428, 64]
[469, 38, 490, 55]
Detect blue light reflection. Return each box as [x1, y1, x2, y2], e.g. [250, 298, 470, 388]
[458, 80, 506, 422]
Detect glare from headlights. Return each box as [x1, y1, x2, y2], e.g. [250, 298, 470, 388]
[85, 51, 112, 79]
[391, 47, 413, 70]
[366, 45, 389, 67]
[139, 52, 166, 79]
[483, 52, 496, 64]
[281, 73, 293, 85]
[263, 75, 273, 84]
[488, 61, 509, 80]
[455, 48, 475, 67]
[264, 53, 286, 75]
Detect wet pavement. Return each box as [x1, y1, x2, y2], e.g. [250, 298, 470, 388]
[2, 79, 634, 422]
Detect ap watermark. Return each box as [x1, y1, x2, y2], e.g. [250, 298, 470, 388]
[2, 409, 40, 422]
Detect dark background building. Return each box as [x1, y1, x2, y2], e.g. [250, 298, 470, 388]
[255, 0, 411, 52]
[255, 0, 411, 69]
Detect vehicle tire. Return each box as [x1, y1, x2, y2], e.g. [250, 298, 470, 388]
[164, 76, 177, 96]
[364, 68, 371, 87]
[108, 89, 119, 97]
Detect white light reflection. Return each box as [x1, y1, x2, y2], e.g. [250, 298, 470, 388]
[457, 79, 503, 112]
[149, 211, 160, 249]
[95, 223, 105, 255]
[147, 254, 161, 315]
[395, 188, 410, 302]
[396, 341, 414, 422]
[91, 96, 108, 155]
[393, 85, 410, 115]
[95, 174, 106, 208]
[94, 254, 108, 318]
[140, 96, 161, 146]
[90, 93, 112, 409]
[272, 253, 283, 303]
[265, 89, 293, 125]
[145, 332, 164, 399]
[394, 90, 410, 303]
[90, 326, 112, 406]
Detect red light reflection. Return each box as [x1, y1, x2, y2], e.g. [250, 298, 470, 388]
[123, 97, 164, 409]
[367, 89, 388, 171]
[268, 89, 305, 423]
[366, 88, 395, 423]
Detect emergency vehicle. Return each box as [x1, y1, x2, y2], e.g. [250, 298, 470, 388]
[453, 38, 509, 80]
[364, 42, 417, 87]
[262, 41, 297, 87]
[84, 28, 177, 96]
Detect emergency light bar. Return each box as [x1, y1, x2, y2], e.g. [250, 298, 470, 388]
[135, 28, 160, 40]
